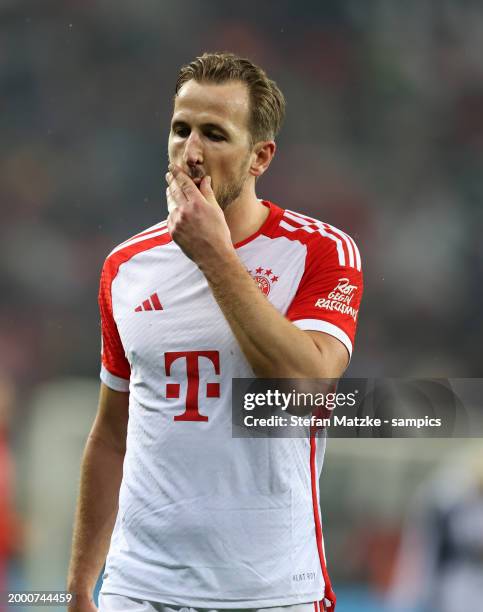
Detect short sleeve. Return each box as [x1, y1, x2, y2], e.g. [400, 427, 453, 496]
[98, 259, 131, 392]
[286, 235, 363, 358]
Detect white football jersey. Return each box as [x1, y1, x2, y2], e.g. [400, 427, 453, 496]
[98, 201, 363, 608]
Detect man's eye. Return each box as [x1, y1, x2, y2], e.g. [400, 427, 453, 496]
[207, 133, 225, 141]
[174, 127, 189, 137]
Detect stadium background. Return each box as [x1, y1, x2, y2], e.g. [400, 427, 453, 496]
[1, 1, 483, 610]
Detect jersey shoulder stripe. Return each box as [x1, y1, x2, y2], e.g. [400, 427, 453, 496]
[103, 226, 172, 285]
[109, 225, 171, 258]
[112, 219, 169, 254]
[278, 209, 361, 271]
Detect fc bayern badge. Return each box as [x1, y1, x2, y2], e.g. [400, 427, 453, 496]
[247, 266, 279, 296]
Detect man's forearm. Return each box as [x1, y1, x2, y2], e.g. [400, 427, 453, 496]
[67, 435, 124, 597]
[199, 249, 326, 378]
[165, 165, 347, 378]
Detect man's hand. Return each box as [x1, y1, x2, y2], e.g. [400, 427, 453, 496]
[166, 164, 233, 265]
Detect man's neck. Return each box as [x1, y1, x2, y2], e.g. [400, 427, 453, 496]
[223, 191, 270, 246]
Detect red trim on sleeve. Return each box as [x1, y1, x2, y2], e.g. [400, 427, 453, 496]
[285, 229, 363, 353]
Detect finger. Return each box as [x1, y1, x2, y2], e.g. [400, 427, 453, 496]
[166, 186, 179, 214]
[199, 175, 217, 206]
[168, 164, 198, 201]
[165, 171, 177, 187]
[168, 176, 188, 206]
[167, 207, 179, 235]
[166, 171, 184, 207]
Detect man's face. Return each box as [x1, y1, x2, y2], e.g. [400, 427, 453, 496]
[168, 79, 254, 209]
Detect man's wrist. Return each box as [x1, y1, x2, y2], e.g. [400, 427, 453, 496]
[67, 578, 96, 598]
[197, 243, 238, 278]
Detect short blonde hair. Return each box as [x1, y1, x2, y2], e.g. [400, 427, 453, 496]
[175, 52, 285, 144]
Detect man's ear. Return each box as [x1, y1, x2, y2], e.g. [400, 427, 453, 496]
[249, 141, 276, 178]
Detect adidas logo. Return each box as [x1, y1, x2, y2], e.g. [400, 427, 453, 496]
[135, 292, 163, 312]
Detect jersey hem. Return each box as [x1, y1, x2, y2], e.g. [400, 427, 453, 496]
[292, 318, 353, 357]
[100, 365, 130, 392]
[100, 585, 325, 608]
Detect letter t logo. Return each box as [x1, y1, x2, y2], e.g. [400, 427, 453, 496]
[164, 350, 220, 422]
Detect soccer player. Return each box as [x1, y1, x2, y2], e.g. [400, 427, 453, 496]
[67, 52, 363, 612]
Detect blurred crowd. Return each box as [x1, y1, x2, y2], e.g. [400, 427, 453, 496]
[1, 1, 483, 610]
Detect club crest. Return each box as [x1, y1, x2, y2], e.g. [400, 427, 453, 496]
[247, 266, 279, 296]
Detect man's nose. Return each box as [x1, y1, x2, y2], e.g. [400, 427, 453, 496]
[182, 132, 203, 166]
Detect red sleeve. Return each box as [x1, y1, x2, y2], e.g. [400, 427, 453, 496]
[286, 233, 363, 357]
[98, 258, 131, 391]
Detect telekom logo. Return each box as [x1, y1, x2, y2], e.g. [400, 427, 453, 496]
[164, 350, 220, 422]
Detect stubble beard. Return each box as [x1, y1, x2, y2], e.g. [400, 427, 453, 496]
[214, 153, 251, 211]
[215, 176, 246, 210]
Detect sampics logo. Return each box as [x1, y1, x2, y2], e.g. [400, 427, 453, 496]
[315, 277, 359, 320]
[247, 266, 279, 296]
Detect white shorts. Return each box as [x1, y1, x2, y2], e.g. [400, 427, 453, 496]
[98, 594, 318, 612]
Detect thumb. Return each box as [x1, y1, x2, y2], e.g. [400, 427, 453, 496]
[200, 176, 217, 205]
